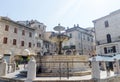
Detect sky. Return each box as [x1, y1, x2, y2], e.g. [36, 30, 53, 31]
[0, 0, 120, 31]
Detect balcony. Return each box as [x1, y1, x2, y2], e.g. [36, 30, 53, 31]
[96, 36, 120, 45]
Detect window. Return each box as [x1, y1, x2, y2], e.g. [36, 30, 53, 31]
[112, 46, 116, 53]
[37, 43, 41, 47]
[29, 32, 32, 37]
[22, 30, 25, 35]
[107, 34, 111, 43]
[21, 41, 24, 46]
[78, 33, 81, 39]
[39, 34, 41, 38]
[3, 37, 8, 44]
[79, 43, 81, 48]
[29, 42, 32, 48]
[45, 44, 49, 48]
[13, 39, 17, 45]
[38, 25, 41, 28]
[91, 38, 93, 42]
[83, 34, 85, 40]
[70, 33, 72, 38]
[5, 25, 9, 31]
[107, 47, 113, 53]
[87, 36, 90, 41]
[104, 47, 107, 54]
[104, 21, 109, 27]
[104, 46, 116, 54]
[14, 28, 17, 33]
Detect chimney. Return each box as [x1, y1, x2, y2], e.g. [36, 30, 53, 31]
[74, 24, 76, 27]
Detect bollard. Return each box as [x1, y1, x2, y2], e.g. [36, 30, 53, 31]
[0, 59, 8, 76]
[25, 57, 36, 82]
[113, 59, 120, 75]
[13, 61, 16, 72]
[91, 57, 100, 79]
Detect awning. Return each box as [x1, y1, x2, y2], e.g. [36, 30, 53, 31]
[112, 54, 120, 60]
[89, 55, 113, 61]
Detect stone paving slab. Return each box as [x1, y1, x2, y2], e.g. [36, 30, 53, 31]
[1, 71, 114, 81]
[0, 65, 115, 82]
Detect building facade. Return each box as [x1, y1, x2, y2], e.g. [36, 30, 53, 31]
[18, 20, 46, 55]
[93, 9, 120, 56]
[0, 17, 46, 62]
[63, 24, 95, 56]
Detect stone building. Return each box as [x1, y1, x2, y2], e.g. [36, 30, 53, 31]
[62, 24, 95, 56]
[0, 16, 46, 62]
[17, 20, 46, 55]
[93, 9, 120, 56]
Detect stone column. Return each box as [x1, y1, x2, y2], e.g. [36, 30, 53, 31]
[25, 57, 36, 82]
[113, 59, 120, 75]
[91, 57, 100, 79]
[13, 61, 16, 72]
[102, 61, 106, 71]
[0, 59, 8, 76]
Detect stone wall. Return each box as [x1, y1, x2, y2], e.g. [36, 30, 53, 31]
[39, 55, 90, 73]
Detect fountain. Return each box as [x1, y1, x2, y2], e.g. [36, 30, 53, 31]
[35, 24, 90, 77]
[19, 24, 90, 77]
[49, 24, 70, 55]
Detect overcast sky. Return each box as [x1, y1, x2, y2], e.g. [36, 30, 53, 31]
[0, 0, 120, 31]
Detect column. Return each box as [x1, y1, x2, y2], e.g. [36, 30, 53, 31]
[102, 61, 106, 71]
[25, 57, 36, 82]
[113, 59, 120, 75]
[91, 57, 100, 79]
[13, 61, 16, 72]
[0, 59, 8, 76]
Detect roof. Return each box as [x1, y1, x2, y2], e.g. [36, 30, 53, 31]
[66, 26, 88, 32]
[0, 16, 35, 30]
[66, 26, 93, 36]
[93, 9, 120, 23]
